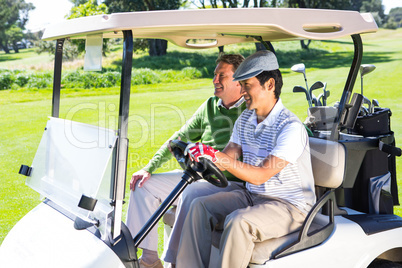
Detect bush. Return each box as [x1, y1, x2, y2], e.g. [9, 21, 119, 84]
[27, 73, 52, 89]
[0, 72, 15, 90]
[130, 67, 202, 85]
[0, 66, 203, 90]
[15, 73, 30, 87]
[179, 67, 202, 80]
[132, 68, 162, 85]
[62, 71, 121, 89]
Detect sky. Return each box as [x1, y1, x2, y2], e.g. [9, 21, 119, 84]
[25, 0, 74, 32]
[25, 0, 402, 32]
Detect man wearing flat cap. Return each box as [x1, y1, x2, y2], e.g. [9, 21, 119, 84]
[175, 50, 316, 268]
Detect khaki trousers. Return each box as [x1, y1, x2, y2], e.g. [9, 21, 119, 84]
[176, 188, 306, 268]
[126, 170, 182, 251]
[162, 181, 244, 264]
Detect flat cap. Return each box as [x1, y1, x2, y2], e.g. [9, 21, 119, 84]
[233, 50, 279, 82]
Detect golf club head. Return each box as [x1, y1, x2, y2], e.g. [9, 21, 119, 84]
[371, 99, 379, 113]
[360, 106, 369, 116]
[291, 63, 306, 74]
[323, 84, 329, 106]
[293, 85, 307, 93]
[363, 96, 371, 106]
[310, 81, 325, 91]
[360, 64, 376, 78]
[362, 96, 372, 114]
[314, 95, 322, 106]
[317, 90, 330, 106]
[310, 81, 324, 100]
[291, 63, 308, 91]
[317, 93, 323, 106]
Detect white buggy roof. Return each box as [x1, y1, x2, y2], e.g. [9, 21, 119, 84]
[42, 8, 377, 48]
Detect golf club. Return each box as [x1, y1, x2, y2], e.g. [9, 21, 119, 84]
[360, 64, 376, 96]
[309, 81, 325, 106]
[322, 82, 328, 106]
[372, 99, 379, 113]
[291, 63, 309, 91]
[362, 96, 372, 115]
[317, 90, 330, 106]
[293, 85, 313, 108]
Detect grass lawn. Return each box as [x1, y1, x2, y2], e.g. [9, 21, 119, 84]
[0, 48, 54, 71]
[0, 28, 401, 260]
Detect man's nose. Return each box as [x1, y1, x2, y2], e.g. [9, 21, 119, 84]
[240, 86, 246, 95]
[213, 75, 219, 84]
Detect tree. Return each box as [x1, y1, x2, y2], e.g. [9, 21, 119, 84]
[192, 0, 281, 8]
[69, 0, 88, 6]
[389, 7, 402, 25]
[286, 0, 354, 9]
[0, 0, 34, 53]
[67, 0, 109, 56]
[104, 0, 185, 56]
[360, 0, 385, 27]
[385, 7, 402, 29]
[68, 0, 108, 19]
[192, 1, 282, 52]
[286, 0, 363, 49]
[6, 25, 24, 53]
[36, 0, 109, 60]
[36, 39, 80, 61]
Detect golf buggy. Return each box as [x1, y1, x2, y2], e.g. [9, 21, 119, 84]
[1, 8, 401, 268]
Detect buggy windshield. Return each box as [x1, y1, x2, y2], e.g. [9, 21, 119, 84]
[26, 117, 117, 238]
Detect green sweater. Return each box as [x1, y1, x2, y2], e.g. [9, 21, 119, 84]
[143, 96, 246, 182]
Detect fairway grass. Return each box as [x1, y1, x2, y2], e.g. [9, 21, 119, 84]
[1, 29, 401, 256]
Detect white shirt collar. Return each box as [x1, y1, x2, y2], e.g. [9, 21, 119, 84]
[217, 97, 245, 110]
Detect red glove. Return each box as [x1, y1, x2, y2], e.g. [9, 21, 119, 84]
[185, 142, 219, 163]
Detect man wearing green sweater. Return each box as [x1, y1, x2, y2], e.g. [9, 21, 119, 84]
[126, 54, 246, 268]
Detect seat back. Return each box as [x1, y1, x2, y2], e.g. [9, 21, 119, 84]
[309, 137, 346, 189]
[249, 138, 347, 263]
[172, 138, 349, 266]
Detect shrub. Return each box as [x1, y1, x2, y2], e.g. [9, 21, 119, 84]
[132, 68, 162, 85]
[26, 72, 52, 89]
[0, 66, 204, 90]
[0, 72, 15, 90]
[15, 73, 30, 87]
[180, 67, 202, 80]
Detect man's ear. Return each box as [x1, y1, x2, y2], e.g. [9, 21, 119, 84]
[264, 78, 275, 92]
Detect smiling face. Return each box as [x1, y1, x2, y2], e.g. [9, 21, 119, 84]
[240, 76, 277, 121]
[240, 77, 266, 110]
[213, 62, 242, 108]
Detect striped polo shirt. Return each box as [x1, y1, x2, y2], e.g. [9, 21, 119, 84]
[230, 99, 316, 213]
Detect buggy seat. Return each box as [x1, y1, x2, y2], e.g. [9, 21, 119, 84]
[246, 137, 346, 264]
[163, 137, 347, 265]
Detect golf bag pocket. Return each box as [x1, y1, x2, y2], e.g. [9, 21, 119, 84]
[354, 108, 391, 137]
[304, 106, 337, 131]
[368, 172, 393, 214]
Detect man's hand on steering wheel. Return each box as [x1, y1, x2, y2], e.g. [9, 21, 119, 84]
[170, 140, 228, 188]
[185, 142, 219, 163]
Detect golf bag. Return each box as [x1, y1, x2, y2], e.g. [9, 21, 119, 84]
[346, 108, 399, 214]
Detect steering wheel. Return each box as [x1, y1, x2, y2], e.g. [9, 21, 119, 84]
[169, 140, 228, 188]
